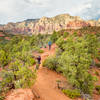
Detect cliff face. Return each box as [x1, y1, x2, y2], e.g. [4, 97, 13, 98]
[0, 14, 100, 35]
[67, 20, 91, 29]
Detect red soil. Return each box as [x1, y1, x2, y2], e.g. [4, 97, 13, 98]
[0, 67, 2, 71]
[90, 68, 100, 100]
[5, 89, 35, 100]
[32, 44, 80, 100]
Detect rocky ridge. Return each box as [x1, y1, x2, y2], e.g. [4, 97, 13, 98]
[0, 14, 100, 35]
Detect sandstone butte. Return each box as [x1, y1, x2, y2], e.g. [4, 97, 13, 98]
[0, 13, 100, 35]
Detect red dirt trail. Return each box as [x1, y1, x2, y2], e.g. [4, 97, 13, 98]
[32, 44, 72, 100]
[5, 44, 74, 100]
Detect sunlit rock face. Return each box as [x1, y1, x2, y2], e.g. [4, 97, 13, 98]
[67, 20, 91, 29]
[5, 89, 34, 100]
[0, 14, 100, 35]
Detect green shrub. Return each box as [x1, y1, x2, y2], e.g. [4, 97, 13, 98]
[73, 32, 77, 37]
[29, 58, 36, 66]
[96, 85, 100, 90]
[0, 96, 5, 100]
[36, 64, 39, 70]
[29, 35, 37, 46]
[0, 50, 9, 67]
[32, 46, 44, 53]
[95, 85, 100, 94]
[38, 50, 44, 53]
[57, 36, 96, 94]
[98, 91, 100, 94]
[62, 89, 81, 99]
[50, 31, 61, 43]
[15, 80, 22, 89]
[84, 34, 99, 57]
[95, 71, 99, 76]
[96, 63, 100, 68]
[0, 34, 52, 97]
[97, 56, 100, 61]
[0, 60, 36, 91]
[42, 56, 58, 70]
[56, 37, 65, 50]
[96, 33, 100, 37]
[63, 32, 69, 38]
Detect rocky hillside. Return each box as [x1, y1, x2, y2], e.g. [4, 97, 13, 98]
[0, 14, 100, 35]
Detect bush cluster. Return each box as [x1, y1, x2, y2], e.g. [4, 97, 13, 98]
[96, 63, 100, 68]
[43, 56, 58, 71]
[62, 89, 81, 99]
[95, 85, 100, 94]
[43, 32, 100, 98]
[0, 34, 51, 98]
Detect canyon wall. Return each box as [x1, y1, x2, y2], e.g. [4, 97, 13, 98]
[0, 14, 100, 35]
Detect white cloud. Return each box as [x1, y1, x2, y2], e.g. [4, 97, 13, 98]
[24, 0, 50, 6]
[78, 0, 100, 20]
[0, 0, 100, 24]
[72, 3, 92, 14]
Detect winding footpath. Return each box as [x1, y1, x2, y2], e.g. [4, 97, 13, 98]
[33, 44, 72, 100]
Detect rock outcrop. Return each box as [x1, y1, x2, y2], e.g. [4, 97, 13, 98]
[0, 13, 100, 35]
[67, 20, 91, 29]
[5, 89, 35, 100]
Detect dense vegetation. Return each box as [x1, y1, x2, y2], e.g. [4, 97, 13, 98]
[0, 27, 100, 99]
[43, 30, 100, 99]
[0, 33, 50, 99]
[60, 26, 100, 35]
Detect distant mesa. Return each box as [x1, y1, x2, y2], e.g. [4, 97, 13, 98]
[0, 13, 100, 35]
[24, 19, 40, 22]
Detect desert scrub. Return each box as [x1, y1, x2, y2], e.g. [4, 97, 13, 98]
[32, 46, 44, 53]
[63, 32, 69, 38]
[42, 56, 58, 71]
[38, 49, 44, 53]
[0, 96, 5, 100]
[62, 89, 81, 99]
[28, 58, 36, 66]
[95, 71, 99, 76]
[96, 63, 100, 68]
[95, 85, 100, 94]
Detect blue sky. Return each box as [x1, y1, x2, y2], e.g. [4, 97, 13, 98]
[0, 0, 99, 24]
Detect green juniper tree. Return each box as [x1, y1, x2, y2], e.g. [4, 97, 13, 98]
[58, 37, 95, 94]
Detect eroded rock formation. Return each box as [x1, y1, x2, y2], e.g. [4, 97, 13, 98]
[0, 14, 100, 35]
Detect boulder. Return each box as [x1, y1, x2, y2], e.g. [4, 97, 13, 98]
[5, 89, 35, 100]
